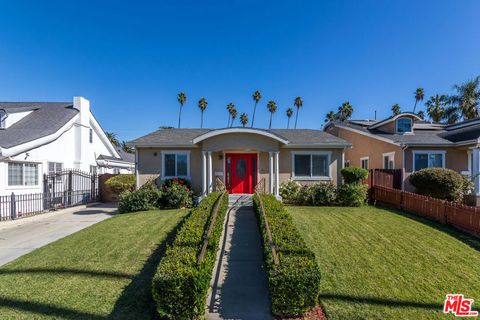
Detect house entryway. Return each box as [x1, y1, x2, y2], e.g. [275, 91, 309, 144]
[225, 153, 257, 194]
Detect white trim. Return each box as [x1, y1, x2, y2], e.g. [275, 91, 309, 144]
[208, 151, 213, 193]
[412, 150, 446, 172]
[202, 151, 207, 196]
[369, 113, 421, 130]
[360, 156, 369, 169]
[161, 150, 191, 179]
[135, 150, 139, 190]
[382, 152, 395, 169]
[192, 128, 289, 144]
[331, 124, 401, 146]
[291, 150, 332, 181]
[269, 152, 274, 194]
[274, 151, 280, 197]
[89, 114, 120, 158]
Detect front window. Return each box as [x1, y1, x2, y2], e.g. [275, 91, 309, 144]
[361, 157, 369, 169]
[48, 162, 63, 174]
[413, 151, 445, 171]
[293, 152, 330, 179]
[383, 153, 394, 169]
[8, 162, 39, 186]
[396, 118, 412, 133]
[163, 152, 189, 178]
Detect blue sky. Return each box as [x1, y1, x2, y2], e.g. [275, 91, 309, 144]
[0, 1, 479, 141]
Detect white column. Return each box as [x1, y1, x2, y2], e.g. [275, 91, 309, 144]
[208, 151, 213, 193]
[269, 152, 274, 194]
[202, 151, 207, 196]
[275, 151, 280, 197]
[473, 148, 480, 195]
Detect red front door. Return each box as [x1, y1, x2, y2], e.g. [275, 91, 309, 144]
[225, 153, 257, 194]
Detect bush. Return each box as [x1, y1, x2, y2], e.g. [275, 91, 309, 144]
[337, 183, 368, 207]
[254, 194, 321, 316]
[310, 183, 337, 206]
[279, 180, 300, 204]
[152, 192, 228, 319]
[159, 178, 194, 209]
[295, 185, 313, 205]
[409, 168, 468, 202]
[341, 166, 369, 184]
[105, 174, 136, 194]
[118, 187, 161, 213]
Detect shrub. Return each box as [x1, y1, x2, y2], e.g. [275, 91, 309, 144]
[409, 168, 468, 202]
[337, 183, 368, 207]
[105, 174, 136, 194]
[310, 183, 337, 206]
[341, 166, 369, 184]
[159, 178, 195, 209]
[295, 185, 313, 205]
[279, 180, 300, 204]
[254, 194, 321, 316]
[118, 187, 161, 213]
[152, 192, 228, 319]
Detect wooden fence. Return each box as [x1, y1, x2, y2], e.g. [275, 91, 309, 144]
[366, 169, 403, 189]
[372, 186, 480, 238]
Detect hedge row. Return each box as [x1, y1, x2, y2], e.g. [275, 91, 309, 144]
[152, 192, 228, 319]
[253, 193, 321, 316]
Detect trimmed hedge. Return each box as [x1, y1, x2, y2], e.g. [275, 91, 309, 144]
[341, 166, 369, 184]
[253, 193, 321, 316]
[118, 186, 161, 213]
[105, 174, 136, 194]
[152, 192, 228, 319]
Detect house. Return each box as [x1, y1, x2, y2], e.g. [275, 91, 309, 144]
[128, 127, 351, 197]
[0, 97, 134, 196]
[324, 113, 480, 200]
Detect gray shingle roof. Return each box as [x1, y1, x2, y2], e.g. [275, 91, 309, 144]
[128, 128, 350, 147]
[0, 102, 77, 148]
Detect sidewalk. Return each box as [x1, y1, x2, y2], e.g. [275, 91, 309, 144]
[206, 195, 271, 320]
[0, 203, 117, 266]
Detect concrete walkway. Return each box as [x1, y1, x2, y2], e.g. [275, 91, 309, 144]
[0, 203, 117, 266]
[206, 195, 271, 320]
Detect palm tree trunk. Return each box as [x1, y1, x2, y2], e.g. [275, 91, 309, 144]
[269, 113, 272, 129]
[251, 102, 257, 128]
[201, 111, 204, 128]
[413, 100, 418, 113]
[178, 106, 183, 128]
[287, 118, 290, 129]
[227, 115, 230, 128]
[294, 107, 299, 129]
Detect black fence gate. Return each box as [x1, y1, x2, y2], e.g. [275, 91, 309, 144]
[0, 169, 99, 221]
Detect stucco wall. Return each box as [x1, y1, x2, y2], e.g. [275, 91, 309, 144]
[201, 132, 280, 152]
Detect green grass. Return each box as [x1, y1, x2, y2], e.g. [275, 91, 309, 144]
[0, 209, 187, 319]
[288, 205, 480, 320]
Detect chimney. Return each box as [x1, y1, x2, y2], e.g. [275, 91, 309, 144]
[73, 96, 90, 127]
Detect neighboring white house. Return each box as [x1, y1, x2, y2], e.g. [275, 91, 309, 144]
[0, 97, 134, 196]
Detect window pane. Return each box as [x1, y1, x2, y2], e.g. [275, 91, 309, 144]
[48, 162, 55, 174]
[429, 154, 443, 168]
[164, 154, 176, 176]
[361, 159, 369, 169]
[8, 163, 23, 186]
[294, 155, 311, 177]
[384, 156, 389, 169]
[24, 163, 38, 186]
[312, 155, 328, 177]
[415, 154, 428, 171]
[397, 118, 412, 133]
[177, 154, 188, 176]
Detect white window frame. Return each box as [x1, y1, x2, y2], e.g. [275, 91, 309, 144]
[48, 162, 63, 174]
[382, 152, 395, 169]
[161, 150, 191, 179]
[412, 150, 446, 172]
[344, 160, 350, 168]
[7, 161, 40, 187]
[360, 156, 369, 169]
[396, 118, 413, 134]
[291, 151, 332, 181]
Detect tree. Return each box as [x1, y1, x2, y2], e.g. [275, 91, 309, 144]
[106, 131, 120, 147]
[121, 141, 134, 153]
[443, 106, 461, 124]
[286, 108, 294, 129]
[251, 90, 261, 127]
[324, 111, 336, 123]
[450, 76, 480, 120]
[240, 113, 248, 127]
[413, 88, 425, 113]
[198, 98, 208, 128]
[338, 101, 353, 119]
[267, 100, 277, 129]
[417, 110, 425, 119]
[230, 107, 238, 127]
[177, 92, 186, 128]
[226, 103, 235, 127]
[425, 94, 448, 122]
[391, 104, 401, 116]
[293, 96, 303, 129]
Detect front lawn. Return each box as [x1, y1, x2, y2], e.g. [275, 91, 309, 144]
[288, 205, 480, 320]
[0, 209, 187, 319]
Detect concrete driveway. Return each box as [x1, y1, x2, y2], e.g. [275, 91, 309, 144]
[0, 203, 117, 266]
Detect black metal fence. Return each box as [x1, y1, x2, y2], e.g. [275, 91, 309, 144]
[0, 169, 99, 221]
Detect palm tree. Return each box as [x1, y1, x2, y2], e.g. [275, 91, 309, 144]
[198, 98, 208, 128]
[443, 106, 461, 124]
[413, 88, 425, 113]
[177, 92, 186, 128]
[293, 96, 303, 129]
[105, 131, 120, 147]
[230, 107, 238, 127]
[450, 76, 480, 120]
[417, 110, 425, 120]
[425, 94, 448, 122]
[226, 103, 235, 127]
[251, 90, 261, 127]
[240, 113, 248, 127]
[121, 141, 134, 153]
[324, 111, 336, 123]
[286, 108, 294, 128]
[267, 100, 277, 129]
[338, 101, 353, 119]
[391, 104, 401, 116]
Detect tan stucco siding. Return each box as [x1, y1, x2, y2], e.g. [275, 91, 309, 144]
[201, 133, 280, 152]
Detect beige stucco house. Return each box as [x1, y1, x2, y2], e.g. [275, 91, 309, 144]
[128, 128, 351, 197]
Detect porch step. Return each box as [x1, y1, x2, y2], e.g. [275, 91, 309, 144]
[228, 194, 253, 207]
